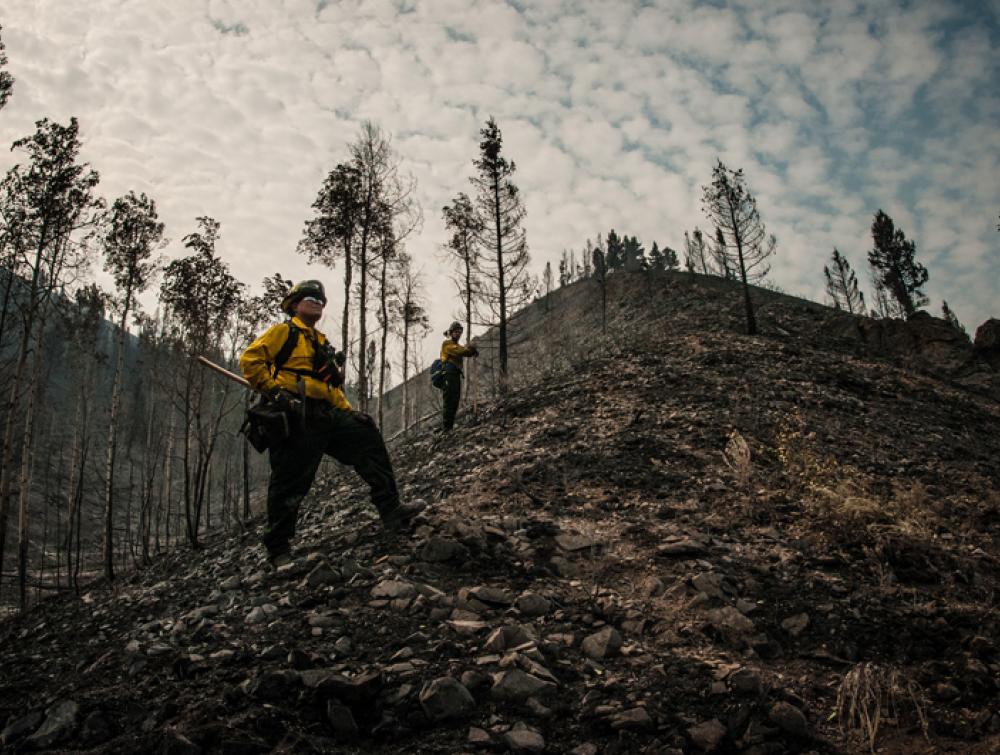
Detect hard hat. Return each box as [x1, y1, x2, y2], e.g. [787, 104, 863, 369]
[281, 279, 327, 315]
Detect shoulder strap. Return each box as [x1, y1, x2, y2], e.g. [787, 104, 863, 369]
[271, 320, 300, 375]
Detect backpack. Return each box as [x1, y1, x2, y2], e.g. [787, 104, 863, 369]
[430, 358, 445, 389]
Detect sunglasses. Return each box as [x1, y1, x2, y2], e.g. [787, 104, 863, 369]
[301, 296, 324, 305]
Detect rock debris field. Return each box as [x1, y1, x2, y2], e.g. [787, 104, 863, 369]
[2, 275, 999, 753]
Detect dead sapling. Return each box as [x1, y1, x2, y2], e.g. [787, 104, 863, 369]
[723, 429, 753, 510]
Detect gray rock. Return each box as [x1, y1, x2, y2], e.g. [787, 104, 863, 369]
[503, 722, 545, 753]
[658, 539, 708, 558]
[0, 711, 44, 746]
[24, 700, 79, 749]
[780, 612, 810, 637]
[248, 670, 299, 701]
[468, 585, 514, 607]
[490, 669, 556, 702]
[581, 626, 623, 660]
[334, 635, 353, 654]
[326, 702, 359, 738]
[525, 697, 553, 718]
[371, 579, 417, 600]
[549, 556, 580, 577]
[419, 676, 475, 721]
[421, 535, 469, 562]
[311, 670, 384, 703]
[729, 668, 763, 694]
[467, 726, 492, 746]
[516, 592, 551, 616]
[287, 648, 314, 670]
[460, 669, 492, 693]
[483, 624, 535, 653]
[610, 706, 653, 731]
[308, 614, 336, 628]
[687, 718, 727, 751]
[692, 572, 726, 599]
[640, 576, 665, 597]
[569, 744, 599, 755]
[768, 701, 809, 738]
[555, 532, 597, 552]
[302, 563, 341, 588]
[707, 606, 755, 636]
[246, 606, 270, 625]
[220, 575, 242, 591]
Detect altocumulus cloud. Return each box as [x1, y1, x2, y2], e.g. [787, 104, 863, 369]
[0, 0, 997, 368]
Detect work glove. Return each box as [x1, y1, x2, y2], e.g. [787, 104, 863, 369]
[334, 350, 346, 367]
[468, 345, 479, 357]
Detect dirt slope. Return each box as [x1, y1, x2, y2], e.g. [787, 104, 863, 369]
[1, 273, 998, 754]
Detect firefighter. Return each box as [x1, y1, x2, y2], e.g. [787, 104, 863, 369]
[240, 280, 424, 566]
[439, 321, 478, 431]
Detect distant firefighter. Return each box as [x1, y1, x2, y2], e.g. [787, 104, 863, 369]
[438, 321, 479, 431]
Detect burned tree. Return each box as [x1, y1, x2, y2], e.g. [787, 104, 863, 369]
[101, 191, 163, 581]
[442, 192, 482, 337]
[868, 210, 928, 318]
[0, 118, 100, 608]
[823, 249, 865, 315]
[298, 163, 361, 367]
[160, 217, 243, 548]
[469, 117, 530, 389]
[701, 160, 776, 335]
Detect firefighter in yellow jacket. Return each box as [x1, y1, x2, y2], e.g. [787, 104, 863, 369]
[440, 321, 478, 431]
[240, 280, 423, 566]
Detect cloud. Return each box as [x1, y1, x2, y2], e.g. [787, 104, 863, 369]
[0, 0, 996, 372]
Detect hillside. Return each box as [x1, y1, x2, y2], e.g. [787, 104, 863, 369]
[1, 272, 998, 754]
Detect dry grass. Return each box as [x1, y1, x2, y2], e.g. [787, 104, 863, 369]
[774, 412, 936, 539]
[834, 662, 929, 753]
[723, 429, 752, 493]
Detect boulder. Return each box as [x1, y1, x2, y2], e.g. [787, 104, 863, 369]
[419, 676, 475, 721]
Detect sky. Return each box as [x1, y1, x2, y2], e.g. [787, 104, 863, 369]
[1, 0, 998, 376]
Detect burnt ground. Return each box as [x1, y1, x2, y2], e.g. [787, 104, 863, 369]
[1, 274, 999, 754]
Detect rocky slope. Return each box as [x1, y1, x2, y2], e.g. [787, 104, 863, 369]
[1, 273, 999, 754]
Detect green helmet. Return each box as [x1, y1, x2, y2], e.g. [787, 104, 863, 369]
[281, 279, 327, 315]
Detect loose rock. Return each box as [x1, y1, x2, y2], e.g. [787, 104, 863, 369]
[419, 676, 475, 722]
